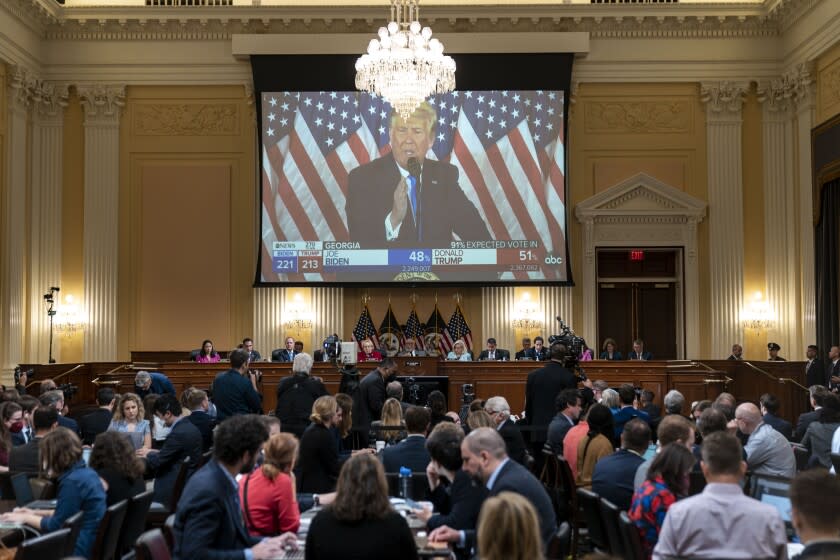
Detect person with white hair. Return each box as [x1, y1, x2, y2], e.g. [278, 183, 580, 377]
[663, 390, 686, 416]
[484, 396, 528, 465]
[274, 353, 328, 439]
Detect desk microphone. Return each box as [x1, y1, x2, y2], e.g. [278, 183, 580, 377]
[407, 157, 422, 241]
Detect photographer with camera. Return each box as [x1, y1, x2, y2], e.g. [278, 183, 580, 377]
[212, 348, 263, 421]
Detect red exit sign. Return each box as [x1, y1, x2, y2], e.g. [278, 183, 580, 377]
[629, 250, 645, 261]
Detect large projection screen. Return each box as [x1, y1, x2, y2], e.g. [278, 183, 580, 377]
[252, 54, 574, 285]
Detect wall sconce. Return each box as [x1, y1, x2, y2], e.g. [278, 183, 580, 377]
[511, 292, 542, 333]
[54, 294, 85, 337]
[740, 291, 776, 331]
[284, 293, 313, 336]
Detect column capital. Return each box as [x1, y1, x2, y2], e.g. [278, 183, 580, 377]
[757, 63, 814, 116]
[700, 81, 749, 115]
[8, 64, 38, 113]
[78, 84, 126, 123]
[33, 81, 69, 121]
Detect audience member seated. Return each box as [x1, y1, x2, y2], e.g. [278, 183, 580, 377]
[305, 454, 419, 560]
[652, 432, 787, 560]
[39, 390, 79, 435]
[576, 403, 615, 487]
[662, 390, 685, 417]
[524, 336, 549, 361]
[640, 390, 661, 422]
[79, 387, 115, 446]
[634, 414, 695, 489]
[137, 394, 203, 508]
[592, 418, 650, 510]
[357, 339, 383, 363]
[760, 393, 793, 440]
[428, 390, 455, 431]
[515, 337, 532, 360]
[563, 405, 591, 481]
[547, 388, 582, 454]
[612, 384, 652, 438]
[446, 340, 473, 361]
[428, 427, 556, 550]
[735, 402, 796, 479]
[601, 388, 620, 411]
[108, 392, 152, 451]
[476, 492, 544, 560]
[691, 399, 712, 423]
[691, 406, 746, 472]
[372, 397, 407, 446]
[174, 414, 297, 559]
[212, 348, 264, 421]
[592, 380, 610, 403]
[382, 405, 431, 474]
[133, 370, 176, 399]
[272, 336, 298, 363]
[789, 469, 840, 559]
[415, 422, 487, 534]
[9, 406, 57, 473]
[0, 428, 106, 558]
[89, 431, 145, 505]
[630, 444, 696, 558]
[800, 392, 840, 469]
[478, 338, 510, 361]
[297, 395, 342, 494]
[143, 394, 169, 449]
[466, 410, 495, 432]
[195, 338, 221, 363]
[484, 396, 528, 466]
[275, 352, 328, 439]
[795, 385, 828, 442]
[14, 395, 40, 446]
[628, 339, 653, 361]
[0, 402, 23, 469]
[240, 432, 300, 536]
[183, 388, 215, 452]
[600, 337, 623, 360]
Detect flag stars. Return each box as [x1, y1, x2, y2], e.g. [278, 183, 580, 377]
[484, 129, 493, 139]
[325, 137, 334, 147]
[524, 98, 532, 106]
[329, 92, 338, 99]
[378, 125, 386, 134]
[314, 117, 323, 127]
[269, 97, 277, 106]
[488, 99, 496, 108]
[327, 122, 335, 131]
[437, 132, 446, 141]
[477, 95, 485, 104]
[352, 115, 361, 124]
[342, 94, 350, 103]
[340, 126, 348, 135]
[535, 103, 543, 111]
[316, 101, 324, 111]
[487, 114, 495, 124]
[464, 91, 473, 98]
[281, 102, 290, 111]
[340, 110, 348, 119]
[303, 97, 313, 106]
[280, 118, 288, 126]
[328, 106, 337, 116]
[266, 128, 275, 136]
[475, 110, 484, 119]
[513, 94, 520, 102]
[267, 113, 276, 122]
[511, 109, 520, 119]
[368, 105, 377, 114]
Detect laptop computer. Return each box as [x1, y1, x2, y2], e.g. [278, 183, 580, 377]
[750, 474, 795, 541]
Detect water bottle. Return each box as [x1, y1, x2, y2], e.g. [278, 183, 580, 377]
[399, 466, 412, 500]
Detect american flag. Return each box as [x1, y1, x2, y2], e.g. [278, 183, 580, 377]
[378, 304, 403, 356]
[444, 304, 474, 353]
[403, 306, 425, 350]
[259, 90, 566, 282]
[352, 305, 379, 349]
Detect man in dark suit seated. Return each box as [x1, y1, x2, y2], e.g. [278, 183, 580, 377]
[272, 336, 298, 363]
[211, 349, 263, 422]
[397, 338, 426, 357]
[612, 384, 652, 439]
[9, 407, 57, 473]
[790, 469, 840, 559]
[759, 392, 793, 440]
[591, 418, 650, 511]
[241, 337, 262, 362]
[184, 389, 215, 453]
[174, 414, 297, 559]
[345, 101, 490, 250]
[428, 427, 556, 551]
[38, 389, 80, 436]
[382, 406, 431, 474]
[627, 338, 653, 361]
[477, 338, 510, 361]
[795, 385, 828, 442]
[524, 336, 549, 361]
[484, 396, 528, 466]
[515, 337, 532, 360]
[13, 395, 40, 447]
[79, 387, 116, 446]
[546, 389, 582, 454]
[137, 394, 203, 508]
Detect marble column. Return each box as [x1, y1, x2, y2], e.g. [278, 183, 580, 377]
[78, 85, 125, 362]
[700, 81, 748, 359]
[758, 77, 798, 359]
[28, 82, 68, 364]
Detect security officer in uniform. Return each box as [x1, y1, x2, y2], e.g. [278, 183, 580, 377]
[767, 342, 786, 361]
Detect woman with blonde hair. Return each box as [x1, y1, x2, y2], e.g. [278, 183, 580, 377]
[108, 392, 152, 450]
[240, 432, 300, 536]
[297, 395, 342, 493]
[446, 340, 473, 361]
[477, 491, 544, 560]
[467, 409, 495, 431]
[372, 397, 406, 444]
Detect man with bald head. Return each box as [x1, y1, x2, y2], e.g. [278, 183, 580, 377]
[735, 402, 796, 478]
[428, 427, 556, 552]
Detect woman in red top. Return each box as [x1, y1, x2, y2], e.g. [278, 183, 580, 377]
[357, 339, 383, 363]
[240, 432, 300, 536]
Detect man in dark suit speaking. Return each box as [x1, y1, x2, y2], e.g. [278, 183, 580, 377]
[346, 102, 490, 246]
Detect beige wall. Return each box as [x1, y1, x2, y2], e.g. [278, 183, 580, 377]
[817, 40, 840, 126]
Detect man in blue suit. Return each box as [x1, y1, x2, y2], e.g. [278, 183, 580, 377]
[173, 414, 297, 560]
[271, 337, 298, 362]
[627, 338, 653, 361]
[212, 349, 263, 421]
[382, 406, 431, 474]
[612, 384, 651, 438]
[428, 427, 556, 553]
[592, 418, 651, 510]
[134, 370, 176, 399]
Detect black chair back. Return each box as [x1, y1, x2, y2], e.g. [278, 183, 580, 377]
[169, 458, 193, 511]
[91, 499, 130, 560]
[14, 527, 72, 560]
[61, 510, 86, 557]
[118, 490, 155, 556]
[10, 473, 33, 506]
[162, 514, 176, 551]
[546, 521, 571, 560]
[576, 488, 607, 552]
[618, 510, 645, 560]
[135, 528, 172, 560]
[0, 471, 14, 500]
[792, 444, 809, 472]
[598, 497, 625, 557]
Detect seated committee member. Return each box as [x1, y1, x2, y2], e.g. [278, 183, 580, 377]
[398, 337, 426, 357]
[478, 338, 510, 361]
[515, 338, 532, 360]
[628, 339, 653, 361]
[195, 339, 221, 363]
[600, 337, 623, 360]
[524, 336, 549, 361]
[357, 339, 383, 363]
[241, 337, 262, 362]
[345, 101, 490, 247]
[447, 340, 473, 361]
[272, 336, 298, 363]
[174, 415, 297, 559]
[240, 432, 300, 537]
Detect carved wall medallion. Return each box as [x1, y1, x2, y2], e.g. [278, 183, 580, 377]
[132, 103, 239, 136]
[584, 101, 690, 133]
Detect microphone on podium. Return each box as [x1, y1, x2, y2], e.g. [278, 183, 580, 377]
[407, 157, 422, 241]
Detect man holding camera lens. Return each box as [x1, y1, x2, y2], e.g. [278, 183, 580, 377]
[211, 348, 263, 421]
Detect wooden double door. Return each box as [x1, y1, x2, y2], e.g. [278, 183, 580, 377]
[596, 249, 681, 360]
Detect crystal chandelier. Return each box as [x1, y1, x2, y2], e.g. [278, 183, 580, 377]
[355, 0, 456, 120]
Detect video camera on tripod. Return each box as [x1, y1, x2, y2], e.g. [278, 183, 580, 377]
[548, 316, 588, 381]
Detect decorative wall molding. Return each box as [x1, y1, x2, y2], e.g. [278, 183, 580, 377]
[584, 101, 690, 134]
[132, 103, 240, 136]
[78, 84, 125, 121]
[757, 62, 814, 114]
[700, 81, 748, 114]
